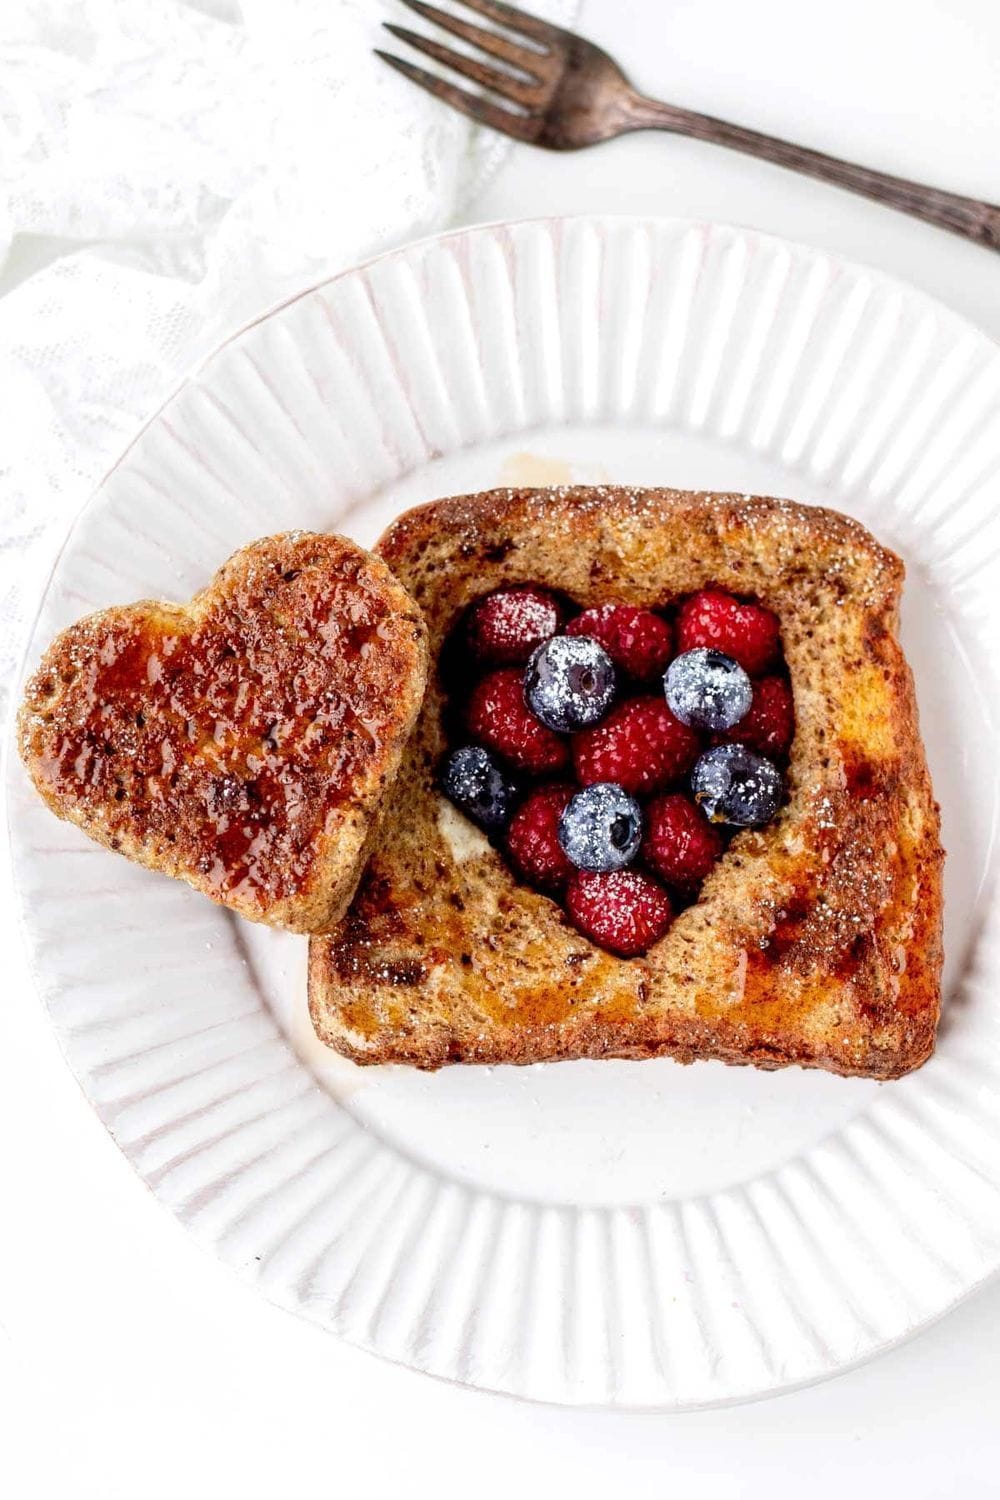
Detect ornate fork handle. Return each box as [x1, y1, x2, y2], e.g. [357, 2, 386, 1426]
[626, 95, 1000, 251]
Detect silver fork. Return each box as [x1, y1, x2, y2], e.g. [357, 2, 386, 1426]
[378, 0, 1000, 252]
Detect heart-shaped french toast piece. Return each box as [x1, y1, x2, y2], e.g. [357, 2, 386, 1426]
[18, 532, 428, 932]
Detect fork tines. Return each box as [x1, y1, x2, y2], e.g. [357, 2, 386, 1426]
[378, 0, 561, 142]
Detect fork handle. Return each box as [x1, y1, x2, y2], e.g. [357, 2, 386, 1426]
[627, 95, 1000, 251]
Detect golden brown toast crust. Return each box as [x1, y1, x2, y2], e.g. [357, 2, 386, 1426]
[19, 532, 428, 933]
[309, 486, 944, 1078]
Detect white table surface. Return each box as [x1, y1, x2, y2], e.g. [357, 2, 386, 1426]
[2, 2, 998, 1495]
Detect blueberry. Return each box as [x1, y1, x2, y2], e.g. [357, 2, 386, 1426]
[664, 648, 752, 731]
[440, 746, 517, 832]
[690, 744, 783, 826]
[524, 634, 616, 732]
[558, 782, 643, 872]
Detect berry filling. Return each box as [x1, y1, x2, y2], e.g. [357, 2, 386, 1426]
[441, 584, 793, 956]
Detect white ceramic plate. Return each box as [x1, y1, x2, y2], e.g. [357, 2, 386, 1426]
[9, 217, 1000, 1410]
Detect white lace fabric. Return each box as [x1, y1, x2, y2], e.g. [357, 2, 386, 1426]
[0, 0, 573, 716]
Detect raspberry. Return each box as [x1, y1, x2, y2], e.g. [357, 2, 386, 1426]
[643, 793, 723, 891]
[465, 669, 568, 775]
[573, 696, 700, 796]
[677, 589, 780, 676]
[567, 869, 673, 956]
[566, 603, 672, 682]
[467, 586, 563, 665]
[506, 784, 575, 891]
[723, 675, 794, 757]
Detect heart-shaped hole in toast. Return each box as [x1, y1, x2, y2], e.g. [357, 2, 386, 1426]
[439, 584, 794, 956]
[18, 532, 428, 932]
